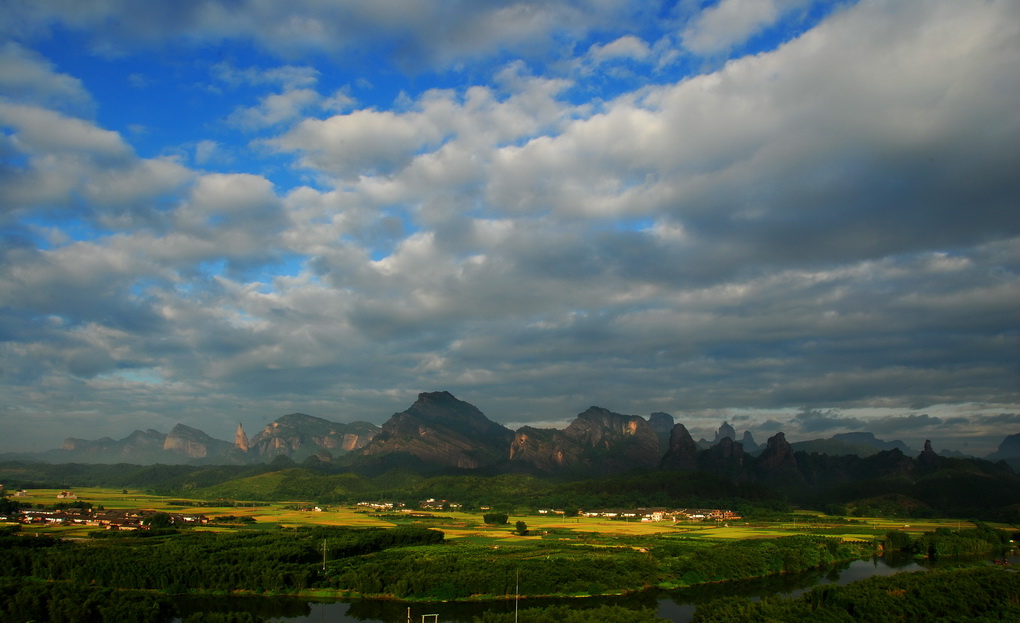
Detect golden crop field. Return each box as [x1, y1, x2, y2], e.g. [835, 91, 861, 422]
[4, 487, 989, 545]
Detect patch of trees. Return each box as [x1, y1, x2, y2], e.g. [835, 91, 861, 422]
[0, 578, 175, 623]
[474, 604, 668, 623]
[884, 523, 1011, 559]
[323, 534, 873, 601]
[658, 536, 872, 587]
[0, 497, 27, 514]
[1, 524, 445, 595]
[792, 456, 1020, 522]
[328, 542, 659, 600]
[691, 566, 1020, 622]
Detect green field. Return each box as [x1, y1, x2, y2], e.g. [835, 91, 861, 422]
[5, 486, 992, 545]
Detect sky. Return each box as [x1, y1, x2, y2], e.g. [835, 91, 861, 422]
[1, 0, 1018, 457]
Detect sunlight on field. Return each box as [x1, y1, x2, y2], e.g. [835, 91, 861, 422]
[7, 487, 985, 547]
[19, 488, 171, 510]
[249, 506, 397, 528]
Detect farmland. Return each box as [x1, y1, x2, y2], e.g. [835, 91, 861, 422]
[3, 486, 992, 545]
[3, 485, 1018, 623]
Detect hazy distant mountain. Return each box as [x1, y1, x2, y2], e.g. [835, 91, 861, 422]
[792, 432, 913, 457]
[741, 431, 761, 454]
[43, 424, 236, 464]
[697, 421, 739, 449]
[17, 413, 377, 465]
[833, 432, 913, 454]
[358, 391, 514, 469]
[57, 429, 169, 463]
[8, 393, 1013, 482]
[987, 433, 1020, 471]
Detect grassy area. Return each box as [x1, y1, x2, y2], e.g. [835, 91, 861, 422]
[7, 486, 993, 546]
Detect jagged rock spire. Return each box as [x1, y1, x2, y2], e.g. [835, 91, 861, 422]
[235, 423, 249, 453]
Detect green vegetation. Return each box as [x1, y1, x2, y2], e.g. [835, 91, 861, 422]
[0, 512, 880, 605]
[2, 466, 1017, 622]
[884, 522, 1012, 559]
[0, 578, 175, 623]
[329, 541, 658, 600]
[3, 525, 444, 594]
[474, 604, 669, 623]
[691, 566, 1020, 622]
[658, 535, 871, 588]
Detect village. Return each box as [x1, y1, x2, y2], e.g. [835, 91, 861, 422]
[358, 498, 741, 523]
[2, 487, 210, 530]
[2, 486, 739, 531]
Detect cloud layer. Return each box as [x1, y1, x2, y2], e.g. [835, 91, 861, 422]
[1, 0, 1017, 455]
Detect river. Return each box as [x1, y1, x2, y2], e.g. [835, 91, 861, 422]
[172, 551, 1018, 622]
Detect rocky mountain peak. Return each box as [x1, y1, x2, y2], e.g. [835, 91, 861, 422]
[749, 432, 802, 485]
[248, 413, 379, 459]
[509, 406, 661, 475]
[660, 422, 698, 470]
[568, 406, 651, 444]
[757, 432, 798, 471]
[917, 438, 942, 469]
[713, 421, 737, 443]
[648, 412, 675, 435]
[697, 436, 750, 481]
[401, 391, 511, 438]
[359, 391, 513, 469]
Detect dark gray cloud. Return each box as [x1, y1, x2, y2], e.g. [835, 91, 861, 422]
[0, 0, 1017, 455]
[790, 408, 866, 433]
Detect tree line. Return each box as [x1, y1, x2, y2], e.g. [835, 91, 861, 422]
[691, 566, 1020, 622]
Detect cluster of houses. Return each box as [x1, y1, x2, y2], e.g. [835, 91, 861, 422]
[571, 508, 741, 522]
[10, 507, 211, 530]
[356, 500, 403, 511]
[1, 488, 210, 530]
[354, 497, 740, 523]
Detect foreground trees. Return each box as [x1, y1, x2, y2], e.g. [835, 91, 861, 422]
[0, 520, 1014, 622]
[692, 566, 1020, 622]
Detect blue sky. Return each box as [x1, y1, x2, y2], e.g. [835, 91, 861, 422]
[1, 0, 1017, 456]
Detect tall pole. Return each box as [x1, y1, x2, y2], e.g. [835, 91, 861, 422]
[515, 568, 519, 623]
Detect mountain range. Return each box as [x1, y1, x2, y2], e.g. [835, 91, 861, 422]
[8, 392, 1020, 476]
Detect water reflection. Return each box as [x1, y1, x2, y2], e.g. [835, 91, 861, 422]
[655, 550, 1016, 623]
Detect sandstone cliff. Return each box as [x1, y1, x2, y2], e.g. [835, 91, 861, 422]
[509, 406, 660, 476]
[247, 413, 379, 460]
